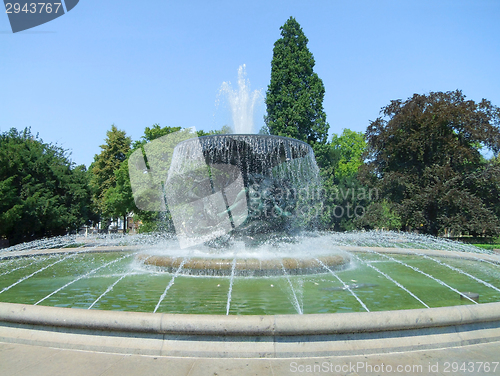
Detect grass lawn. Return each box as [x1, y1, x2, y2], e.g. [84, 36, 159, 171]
[472, 244, 500, 251]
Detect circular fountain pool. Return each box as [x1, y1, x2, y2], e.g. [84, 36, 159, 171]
[1, 231, 499, 316]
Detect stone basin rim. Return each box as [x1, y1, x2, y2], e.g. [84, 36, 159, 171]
[1, 301, 500, 336]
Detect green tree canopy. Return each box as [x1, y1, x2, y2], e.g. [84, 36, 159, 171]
[362, 90, 500, 236]
[319, 129, 378, 231]
[328, 129, 366, 182]
[265, 17, 329, 150]
[89, 125, 131, 221]
[0, 128, 95, 245]
[101, 160, 135, 232]
[132, 124, 182, 149]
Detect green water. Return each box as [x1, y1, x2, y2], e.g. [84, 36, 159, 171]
[0, 251, 499, 314]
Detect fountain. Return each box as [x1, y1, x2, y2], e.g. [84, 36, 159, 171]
[1, 66, 500, 358]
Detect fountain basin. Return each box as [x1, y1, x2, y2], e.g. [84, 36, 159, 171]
[1, 233, 500, 357]
[1, 234, 500, 315]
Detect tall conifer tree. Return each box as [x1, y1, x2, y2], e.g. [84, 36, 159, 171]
[265, 17, 329, 146]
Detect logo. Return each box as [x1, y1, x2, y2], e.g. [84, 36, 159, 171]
[4, 0, 79, 33]
[128, 128, 248, 248]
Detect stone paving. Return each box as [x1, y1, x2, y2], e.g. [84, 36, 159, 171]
[2, 340, 500, 376]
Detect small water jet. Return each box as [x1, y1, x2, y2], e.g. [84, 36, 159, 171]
[218, 64, 262, 134]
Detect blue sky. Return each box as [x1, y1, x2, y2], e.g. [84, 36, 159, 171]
[1, 0, 499, 167]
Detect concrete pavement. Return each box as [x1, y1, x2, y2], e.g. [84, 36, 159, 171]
[2, 340, 500, 376]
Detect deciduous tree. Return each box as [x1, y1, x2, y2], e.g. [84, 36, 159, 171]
[89, 125, 131, 228]
[0, 128, 95, 245]
[362, 90, 500, 236]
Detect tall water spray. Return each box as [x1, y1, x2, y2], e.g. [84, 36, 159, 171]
[220, 65, 262, 134]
